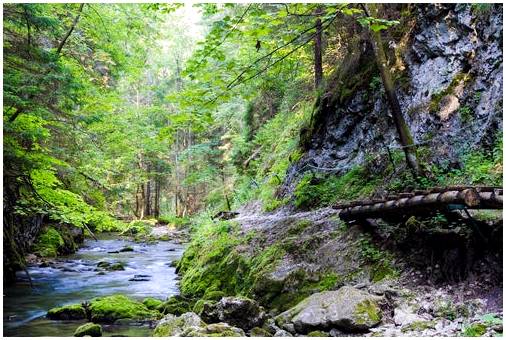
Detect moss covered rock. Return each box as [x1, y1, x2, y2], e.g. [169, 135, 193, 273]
[96, 261, 125, 271]
[462, 322, 488, 337]
[153, 312, 205, 336]
[250, 327, 273, 337]
[193, 299, 214, 315]
[307, 330, 330, 336]
[275, 286, 382, 333]
[74, 322, 102, 337]
[89, 295, 159, 322]
[202, 290, 226, 301]
[34, 227, 65, 258]
[157, 295, 193, 315]
[182, 322, 246, 337]
[143, 297, 163, 310]
[153, 312, 246, 337]
[47, 303, 87, 320]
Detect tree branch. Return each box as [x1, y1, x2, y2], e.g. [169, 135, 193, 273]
[56, 3, 85, 55]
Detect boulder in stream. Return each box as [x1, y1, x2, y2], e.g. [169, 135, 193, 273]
[275, 286, 382, 333]
[74, 322, 102, 337]
[47, 303, 87, 320]
[89, 294, 160, 323]
[143, 297, 163, 310]
[157, 295, 193, 315]
[96, 261, 125, 271]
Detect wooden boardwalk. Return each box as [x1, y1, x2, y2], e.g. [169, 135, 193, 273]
[336, 186, 503, 221]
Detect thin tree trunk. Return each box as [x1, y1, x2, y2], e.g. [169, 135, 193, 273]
[145, 180, 151, 217]
[135, 187, 140, 218]
[56, 3, 85, 55]
[154, 178, 161, 218]
[362, 4, 422, 177]
[314, 6, 323, 89]
[139, 183, 145, 220]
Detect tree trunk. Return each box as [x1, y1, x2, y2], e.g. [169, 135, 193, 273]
[134, 185, 141, 218]
[314, 6, 323, 89]
[139, 183, 145, 220]
[145, 180, 151, 217]
[363, 4, 422, 177]
[56, 3, 85, 55]
[154, 178, 161, 218]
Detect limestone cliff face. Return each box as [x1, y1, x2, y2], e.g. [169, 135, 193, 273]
[283, 3, 503, 193]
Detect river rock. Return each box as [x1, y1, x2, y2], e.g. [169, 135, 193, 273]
[394, 305, 426, 326]
[96, 261, 125, 271]
[200, 296, 266, 330]
[143, 297, 163, 310]
[274, 330, 293, 337]
[153, 312, 205, 336]
[158, 295, 192, 315]
[275, 286, 382, 333]
[89, 294, 159, 322]
[47, 303, 87, 320]
[129, 274, 150, 282]
[74, 322, 102, 337]
[249, 327, 273, 337]
[181, 322, 246, 337]
[120, 246, 134, 252]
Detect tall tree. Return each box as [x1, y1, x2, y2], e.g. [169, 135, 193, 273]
[314, 6, 324, 89]
[360, 4, 423, 176]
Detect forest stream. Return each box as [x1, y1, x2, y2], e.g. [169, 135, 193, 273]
[3, 235, 184, 337]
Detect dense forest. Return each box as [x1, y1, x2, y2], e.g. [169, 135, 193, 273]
[3, 3, 503, 337]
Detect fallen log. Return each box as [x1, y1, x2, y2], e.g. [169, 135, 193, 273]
[339, 187, 502, 221]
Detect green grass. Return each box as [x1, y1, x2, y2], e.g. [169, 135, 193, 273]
[294, 166, 381, 209]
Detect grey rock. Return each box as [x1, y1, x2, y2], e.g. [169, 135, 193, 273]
[393, 306, 426, 326]
[180, 322, 246, 337]
[153, 312, 205, 336]
[275, 286, 383, 333]
[201, 296, 266, 331]
[274, 330, 293, 337]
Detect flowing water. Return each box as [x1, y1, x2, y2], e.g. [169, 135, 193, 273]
[3, 234, 185, 337]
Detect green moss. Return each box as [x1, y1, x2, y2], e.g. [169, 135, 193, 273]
[97, 261, 125, 271]
[192, 299, 213, 315]
[74, 323, 102, 337]
[354, 300, 382, 325]
[250, 327, 273, 337]
[401, 320, 436, 333]
[434, 300, 458, 320]
[33, 227, 65, 257]
[89, 295, 159, 322]
[288, 219, 312, 235]
[462, 323, 488, 337]
[371, 262, 398, 283]
[202, 290, 226, 301]
[109, 263, 125, 271]
[429, 72, 472, 113]
[307, 330, 330, 336]
[47, 303, 87, 320]
[143, 297, 163, 310]
[158, 295, 194, 315]
[358, 237, 398, 282]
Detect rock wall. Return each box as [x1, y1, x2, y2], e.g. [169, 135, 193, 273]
[283, 4, 503, 193]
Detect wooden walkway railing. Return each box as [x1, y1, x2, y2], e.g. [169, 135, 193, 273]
[336, 186, 503, 221]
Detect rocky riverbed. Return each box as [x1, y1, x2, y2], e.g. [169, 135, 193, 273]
[3, 233, 184, 337]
